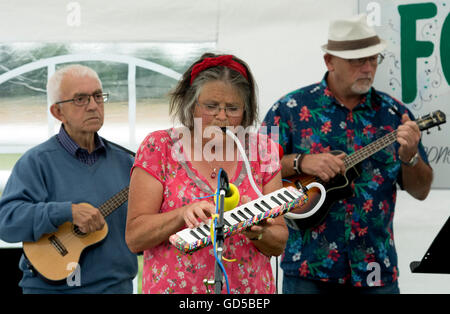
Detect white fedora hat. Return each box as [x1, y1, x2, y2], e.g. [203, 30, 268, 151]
[321, 14, 387, 59]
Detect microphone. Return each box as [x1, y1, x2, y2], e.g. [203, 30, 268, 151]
[219, 168, 229, 194]
[214, 169, 240, 212]
[222, 183, 240, 212]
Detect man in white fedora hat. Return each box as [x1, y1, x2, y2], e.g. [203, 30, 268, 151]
[262, 14, 433, 294]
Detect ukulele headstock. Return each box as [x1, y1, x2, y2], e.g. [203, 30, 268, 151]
[417, 110, 446, 133]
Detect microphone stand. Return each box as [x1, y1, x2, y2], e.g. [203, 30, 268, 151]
[213, 168, 228, 294]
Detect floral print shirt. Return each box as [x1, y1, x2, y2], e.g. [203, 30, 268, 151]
[261, 73, 429, 287]
[132, 128, 281, 293]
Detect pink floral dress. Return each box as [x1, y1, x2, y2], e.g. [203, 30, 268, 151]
[132, 128, 281, 294]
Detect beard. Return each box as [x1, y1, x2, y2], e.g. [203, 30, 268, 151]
[351, 76, 373, 95]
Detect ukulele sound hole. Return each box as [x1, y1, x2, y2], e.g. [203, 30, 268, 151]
[72, 225, 87, 237]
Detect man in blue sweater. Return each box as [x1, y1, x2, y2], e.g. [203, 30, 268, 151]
[0, 65, 137, 293]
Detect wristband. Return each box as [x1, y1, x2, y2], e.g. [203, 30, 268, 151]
[400, 152, 419, 167]
[293, 153, 304, 175]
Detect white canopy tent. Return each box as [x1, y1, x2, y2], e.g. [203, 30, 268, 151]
[0, 0, 356, 119]
[0, 0, 449, 294]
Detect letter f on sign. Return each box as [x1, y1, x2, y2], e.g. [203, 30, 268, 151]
[398, 3, 437, 104]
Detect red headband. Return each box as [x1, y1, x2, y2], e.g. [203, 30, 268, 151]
[190, 55, 248, 85]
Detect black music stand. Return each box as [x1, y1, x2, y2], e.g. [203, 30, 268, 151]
[214, 169, 229, 294]
[203, 169, 229, 294]
[410, 215, 450, 274]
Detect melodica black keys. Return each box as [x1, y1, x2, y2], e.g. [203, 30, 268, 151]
[169, 186, 308, 254]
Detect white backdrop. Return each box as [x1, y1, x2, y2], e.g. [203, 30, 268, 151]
[0, 0, 449, 294]
[0, 0, 357, 119]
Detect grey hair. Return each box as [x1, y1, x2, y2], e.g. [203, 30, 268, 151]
[47, 64, 102, 104]
[169, 53, 258, 129]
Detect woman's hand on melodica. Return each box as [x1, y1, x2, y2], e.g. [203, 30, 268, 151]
[238, 195, 267, 240]
[183, 200, 216, 229]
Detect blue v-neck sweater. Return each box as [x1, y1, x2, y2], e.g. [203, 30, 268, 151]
[0, 136, 137, 293]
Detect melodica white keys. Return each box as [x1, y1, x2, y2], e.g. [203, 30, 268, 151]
[169, 186, 308, 254]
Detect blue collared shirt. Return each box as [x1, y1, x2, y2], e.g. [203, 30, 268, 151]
[55, 125, 106, 165]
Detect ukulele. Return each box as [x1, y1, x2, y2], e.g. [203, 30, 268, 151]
[22, 186, 129, 282]
[283, 110, 446, 230]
